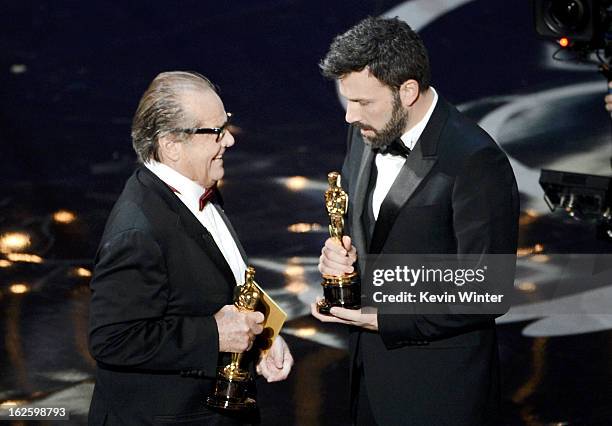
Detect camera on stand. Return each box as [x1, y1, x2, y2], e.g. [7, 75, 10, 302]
[534, 1, 612, 241]
[534, 0, 612, 61]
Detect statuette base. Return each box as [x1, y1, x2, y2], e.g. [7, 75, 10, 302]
[206, 367, 256, 412]
[318, 272, 361, 315]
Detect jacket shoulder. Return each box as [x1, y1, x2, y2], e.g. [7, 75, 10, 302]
[100, 169, 176, 244]
[438, 106, 509, 173]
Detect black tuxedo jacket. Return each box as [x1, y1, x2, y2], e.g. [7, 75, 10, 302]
[88, 166, 249, 425]
[342, 97, 519, 426]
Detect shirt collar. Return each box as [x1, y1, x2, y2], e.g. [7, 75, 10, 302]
[144, 161, 206, 212]
[399, 87, 438, 151]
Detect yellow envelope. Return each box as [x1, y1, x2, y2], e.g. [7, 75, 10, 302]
[254, 282, 287, 354]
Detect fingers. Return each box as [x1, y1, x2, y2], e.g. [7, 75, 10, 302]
[310, 301, 327, 322]
[342, 235, 352, 252]
[347, 244, 357, 264]
[271, 336, 285, 369]
[278, 342, 294, 380]
[258, 359, 283, 382]
[318, 238, 355, 275]
[246, 311, 264, 335]
[257, 361, 273, 381]
[251, 311, 264, 324]
[324, 238, 349, 258]
[244, 312, 263, 350]
[283, 345, 294, 373]
[265, 356, 291, 382]
[215, 305, 264, 352]
[328, 307, 379, 331]
[310, 301, 352, 324]
[310, 297, 325, 321]
[311, 300, 379, 331]
[606, 94, 612, 111]
[319, 254, 354, 275]
[256, 335, 293, 382]
[310, 300, 326, 321]
[238, 321, 255, 352]
[258, 339, 293, 382]
[329, 306, 361, 321]
[246, 336, 255, 352]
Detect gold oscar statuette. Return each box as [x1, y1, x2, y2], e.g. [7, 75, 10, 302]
[317, 171, 361, 314]
[206, 266, 261, 411]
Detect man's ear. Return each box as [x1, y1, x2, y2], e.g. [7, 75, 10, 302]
[158, 135, 181, 163]
[399, 79, 420, 107]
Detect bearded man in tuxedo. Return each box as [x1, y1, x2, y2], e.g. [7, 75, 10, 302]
[312, 17, 519, 426]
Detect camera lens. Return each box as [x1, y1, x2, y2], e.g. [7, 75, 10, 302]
[546, 0, 588, 32]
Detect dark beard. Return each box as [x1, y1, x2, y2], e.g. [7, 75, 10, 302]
[355, 91, 408, 150]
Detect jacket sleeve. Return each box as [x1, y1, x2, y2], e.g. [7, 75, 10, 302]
[88, 228, 220, 376]
[378, 146, 519, 348]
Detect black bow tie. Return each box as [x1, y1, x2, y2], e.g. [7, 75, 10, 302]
[377, 139, 411, 158]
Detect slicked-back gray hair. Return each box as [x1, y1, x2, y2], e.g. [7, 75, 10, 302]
[131, 71, 217, 163]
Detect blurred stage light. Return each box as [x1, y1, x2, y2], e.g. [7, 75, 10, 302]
[9, 283, 30, 294]
[531, 254, 551, 263]
[294, 327, 317, 337]
[53, 210, 77, 224]
[287, 223, 323, 233]
[285, 265, 305, 277]
[285, 281, 308, 294]
[6, 253, 43, 263]
[0, 259, 12, 268]
[0, 232, 31, 253]
[517, 244, 545, 257]
[285, 176, 309, 191]
[0, 400, 23, 408]
[520, 209, 542, 226]
[284, 263, 308, 294]
[9, 64, 27, 74]
[74, 267, 92, 277]
[516, 282, 538, 292]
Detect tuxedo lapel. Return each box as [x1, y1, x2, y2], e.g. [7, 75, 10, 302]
[368, 98, 450, 254]
[369, 142, 436, 254]
[350, 144, 375, 274]
[176, 207, 237, 292]
[137, 167, 236, 291]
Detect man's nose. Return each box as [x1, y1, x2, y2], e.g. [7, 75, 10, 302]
[221, 131, 235, 147]
[345, 103, 360, 124]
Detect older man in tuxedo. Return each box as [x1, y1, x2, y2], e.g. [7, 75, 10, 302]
[312, 17, 519, 426]
[88, 71, 292, 425]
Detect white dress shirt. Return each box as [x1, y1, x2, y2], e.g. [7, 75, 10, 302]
[372, 87, 438, 220]
[145, 161, 247, 286]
